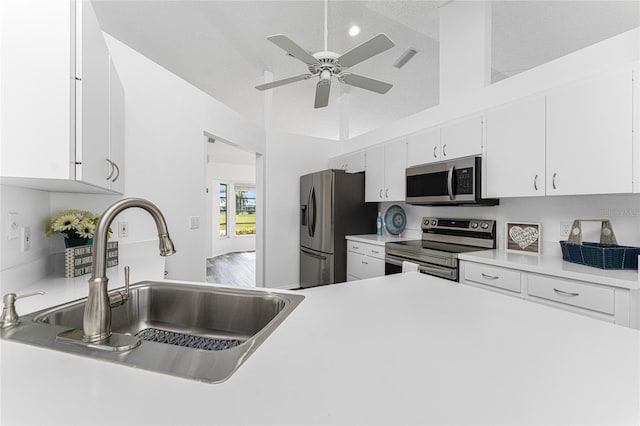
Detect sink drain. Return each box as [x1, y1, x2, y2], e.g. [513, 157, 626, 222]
[135, 328, 242, 351]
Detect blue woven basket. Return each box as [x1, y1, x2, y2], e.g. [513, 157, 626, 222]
[560, 241, 640, 270]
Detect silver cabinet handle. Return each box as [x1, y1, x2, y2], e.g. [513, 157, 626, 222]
[442, 143, 447, 157]
[352, 245, 359, 250]
[534, 174, 538, 191]
[111, 162, 120, 182]
[433, 146, 438, 158]
[361, 260, 368, 265]
[552, 172, 557, 190]
[379, 189, 383, 199]
[371, 250, 379, 254]
[106, 159, 115, 180]
[481, 273, 499, 280]
[385, 188, 389, 198]
[554, 288, 579, 297]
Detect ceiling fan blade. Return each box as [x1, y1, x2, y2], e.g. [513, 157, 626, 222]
[314, 80, 331, 109]
[340, 73, 393, 94]
[267, 34, 319, 66]
[255, 74, 312, 91]
[336, 33, 395, 68]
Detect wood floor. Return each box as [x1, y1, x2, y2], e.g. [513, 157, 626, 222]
[206, 251, 256, 287]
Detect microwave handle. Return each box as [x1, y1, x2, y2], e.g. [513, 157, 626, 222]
[447, 165, 455, 200]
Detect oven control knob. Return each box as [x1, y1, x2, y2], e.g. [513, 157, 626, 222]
[431, 220, 437, 226]
[481, 223, 489, 229]
[471, 222, 478, 229]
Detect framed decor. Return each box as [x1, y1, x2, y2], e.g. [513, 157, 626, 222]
[505, 222, 541, 255]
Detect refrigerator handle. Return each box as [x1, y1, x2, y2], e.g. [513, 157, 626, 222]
[301, 205, 307, 226]
[309, 187, 317, 237]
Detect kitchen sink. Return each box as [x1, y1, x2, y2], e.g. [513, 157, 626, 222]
[1, 281, 304, 383]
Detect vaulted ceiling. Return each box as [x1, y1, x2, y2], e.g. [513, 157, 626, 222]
[93, 0, 639, 140]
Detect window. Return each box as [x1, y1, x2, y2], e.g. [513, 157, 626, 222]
[235, 185, 256, 236]
[219, 184, 227, 237]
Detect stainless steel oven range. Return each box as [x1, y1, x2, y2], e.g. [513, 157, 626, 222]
[385, 217, 496, 281]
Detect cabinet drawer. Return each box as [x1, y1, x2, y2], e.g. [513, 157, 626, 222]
[527, 274, 614, 315]
[347, 252, 384, 280]
[463, 263, 521, 293]
[347, 241, 365, 255]
[365, 245, 385, 260]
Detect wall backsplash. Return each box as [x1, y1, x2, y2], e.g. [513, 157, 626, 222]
[380, 193, 640, 256]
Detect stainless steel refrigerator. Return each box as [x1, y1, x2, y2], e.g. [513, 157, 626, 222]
[300, 169, 377, 288]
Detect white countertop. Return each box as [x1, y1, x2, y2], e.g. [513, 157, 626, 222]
[345, 232, 418, 246]
[2, 272, 639, 425]
[459, 249, 640, 290]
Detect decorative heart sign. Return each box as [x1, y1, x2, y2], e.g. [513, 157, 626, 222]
[509, 226, 539, 249]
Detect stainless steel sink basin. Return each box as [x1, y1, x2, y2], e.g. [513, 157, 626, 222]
[1, 281, 304, 383]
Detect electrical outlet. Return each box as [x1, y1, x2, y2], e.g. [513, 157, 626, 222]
[118, 221, 128, 238]
[560, 221, 572, 238]
[189, 216, 200, 229]
[20, 227, 31, 252]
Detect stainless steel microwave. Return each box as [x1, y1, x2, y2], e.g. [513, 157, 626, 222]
[405, 157, 499, 206]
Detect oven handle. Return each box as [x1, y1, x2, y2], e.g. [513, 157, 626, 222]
[385, 255, 457, 280]
[447, 165, 455, 201]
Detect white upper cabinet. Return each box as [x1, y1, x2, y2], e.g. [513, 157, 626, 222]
[546, 67, 633, 196]
[108, 59, 125, 193]
[365, 139, 407, 202]
[75, 0, 111, 188]
[329, 151, 365, 173]
[485, 97, 546, 198]
[1, 0, 123, 193]
[439, 116, 483, 161]
[406, 128, 440, 167]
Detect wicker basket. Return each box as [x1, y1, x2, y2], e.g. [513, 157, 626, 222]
[559, 219, 639, 270]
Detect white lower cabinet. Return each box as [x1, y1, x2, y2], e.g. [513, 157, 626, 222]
[346, 240, 385, 281]
[460, 260, 635, 328]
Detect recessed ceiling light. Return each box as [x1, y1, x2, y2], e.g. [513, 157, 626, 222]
[349, 25, 360, 37]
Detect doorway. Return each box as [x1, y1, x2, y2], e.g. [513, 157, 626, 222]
[205, 137, 257, 287]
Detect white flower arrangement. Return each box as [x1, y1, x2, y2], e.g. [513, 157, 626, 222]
[46, 209, 111, 241]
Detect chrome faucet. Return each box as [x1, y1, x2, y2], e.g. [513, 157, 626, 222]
[82, 198, 176, 344]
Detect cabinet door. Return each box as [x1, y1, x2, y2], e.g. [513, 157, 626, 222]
[407, 128, 440, 167]
[343, 151, 365, 173]
[485, 97, 546, 197]
[0, 0, 73, 179]
[109, 59, 125, 193]
[384, 139, 407, 201]
[75, 1, 110, 189]
[329, 156, 344, 170]
[546, 68, 633, 196]
[440, 116, 483, 160]
[365, 145, 385, 202]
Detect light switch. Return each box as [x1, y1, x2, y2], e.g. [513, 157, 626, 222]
[7, 212, 19, 240]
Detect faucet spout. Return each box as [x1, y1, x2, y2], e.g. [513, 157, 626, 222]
[82, 198, 176, 344]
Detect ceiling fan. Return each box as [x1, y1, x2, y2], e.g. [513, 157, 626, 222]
[255, 0, 395, 109]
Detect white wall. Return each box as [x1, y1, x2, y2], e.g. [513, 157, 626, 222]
[0, 186, 51, 286]
[381, 193, 640, 256]
[263, 131, 341, 289]
[94, 34, 266, 282]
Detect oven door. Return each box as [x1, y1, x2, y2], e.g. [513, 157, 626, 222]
[385, 254, 458, 281]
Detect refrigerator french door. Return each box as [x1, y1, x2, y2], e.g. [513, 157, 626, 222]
[299, 169, 376, 288]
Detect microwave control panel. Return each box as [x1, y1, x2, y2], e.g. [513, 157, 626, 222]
[455, 167, 474, 194]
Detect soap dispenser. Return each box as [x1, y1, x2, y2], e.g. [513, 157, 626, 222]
[376, 211, 383, 236]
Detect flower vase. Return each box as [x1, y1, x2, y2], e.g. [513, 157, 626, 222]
[64, 238, 93, 248]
